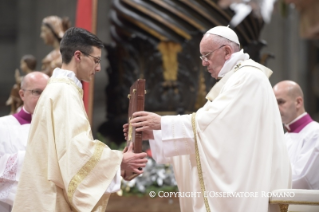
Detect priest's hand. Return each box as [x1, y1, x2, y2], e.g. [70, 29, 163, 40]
[121, 143, 147, 175]
[131, 111, 161, 131]
[123, 123, 154, 140]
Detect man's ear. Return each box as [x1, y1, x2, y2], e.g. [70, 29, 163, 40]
[74, 50, 81, 62]
[296, 96, 303, 109]
[224, 45, 232, 60]
[19, 89, 25, 101]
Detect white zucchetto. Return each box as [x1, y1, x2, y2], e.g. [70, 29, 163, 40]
[206, 26, 240, 45]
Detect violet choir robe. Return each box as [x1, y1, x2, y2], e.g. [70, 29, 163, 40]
[150, 59, 292, 212]
[12, 76, 122, 212]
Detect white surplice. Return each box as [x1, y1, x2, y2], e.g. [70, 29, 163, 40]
[285, 120, 319, 189]
[150, 53, 291, 212]
[0, 115, 29, 211]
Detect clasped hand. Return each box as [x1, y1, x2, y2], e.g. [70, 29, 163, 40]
[121, 111, 161, 180]
[123, 111, 161, 141]
[121, 143, 147, 179]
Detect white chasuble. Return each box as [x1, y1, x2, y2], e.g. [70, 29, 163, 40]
[12, 77, 122, 212]
[150, 59, 292, 212]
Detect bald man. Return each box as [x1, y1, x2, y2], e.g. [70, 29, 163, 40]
[0, 72, 49, 211]
[274, 80, 319, 189]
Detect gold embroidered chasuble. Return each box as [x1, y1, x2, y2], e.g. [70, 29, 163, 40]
[150, 60, 292, 212]
[12, 78, 122, 212]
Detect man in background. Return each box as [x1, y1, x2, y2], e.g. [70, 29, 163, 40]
[274, 80, 319, 189]
[0, 72, 49, 211]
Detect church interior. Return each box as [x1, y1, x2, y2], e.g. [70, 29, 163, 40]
[0, 0, 319, 211]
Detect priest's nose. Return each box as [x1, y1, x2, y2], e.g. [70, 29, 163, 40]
[95, 64, 101, 72]
[202, 59, 209, 66]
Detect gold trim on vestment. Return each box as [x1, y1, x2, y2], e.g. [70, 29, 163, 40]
[49, 78, 83, 97]
[67, 141, 105, 208]
[191, 113, 211, 212]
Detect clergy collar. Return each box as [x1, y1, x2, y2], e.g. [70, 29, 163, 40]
[52, 68, 83, 89]
[285, 113, 313, 133]
[13, 107, 32, 125]
[218, 49, 250, 78]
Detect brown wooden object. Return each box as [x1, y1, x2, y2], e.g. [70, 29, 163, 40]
[126, 79, 146, 180]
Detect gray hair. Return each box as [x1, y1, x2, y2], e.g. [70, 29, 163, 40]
[210, 34, 240, 52]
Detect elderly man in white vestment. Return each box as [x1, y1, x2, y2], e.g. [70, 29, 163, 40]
[124, 26, 292, 212]
[0, 72, 49, 212]
[12, 27, 148, 212]
[274, 80, 319, 189]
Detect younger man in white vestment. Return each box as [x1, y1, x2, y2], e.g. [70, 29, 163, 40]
[274, 80, 319, 189]
[124, 26, 291, 212]
[0, 72, 49, 212]
[12, 27, 148, 212]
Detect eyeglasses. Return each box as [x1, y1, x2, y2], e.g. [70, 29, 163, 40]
[80, 51, 101, 64]
[22, 89, 43, 97]
[200, 45, 225, 62]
